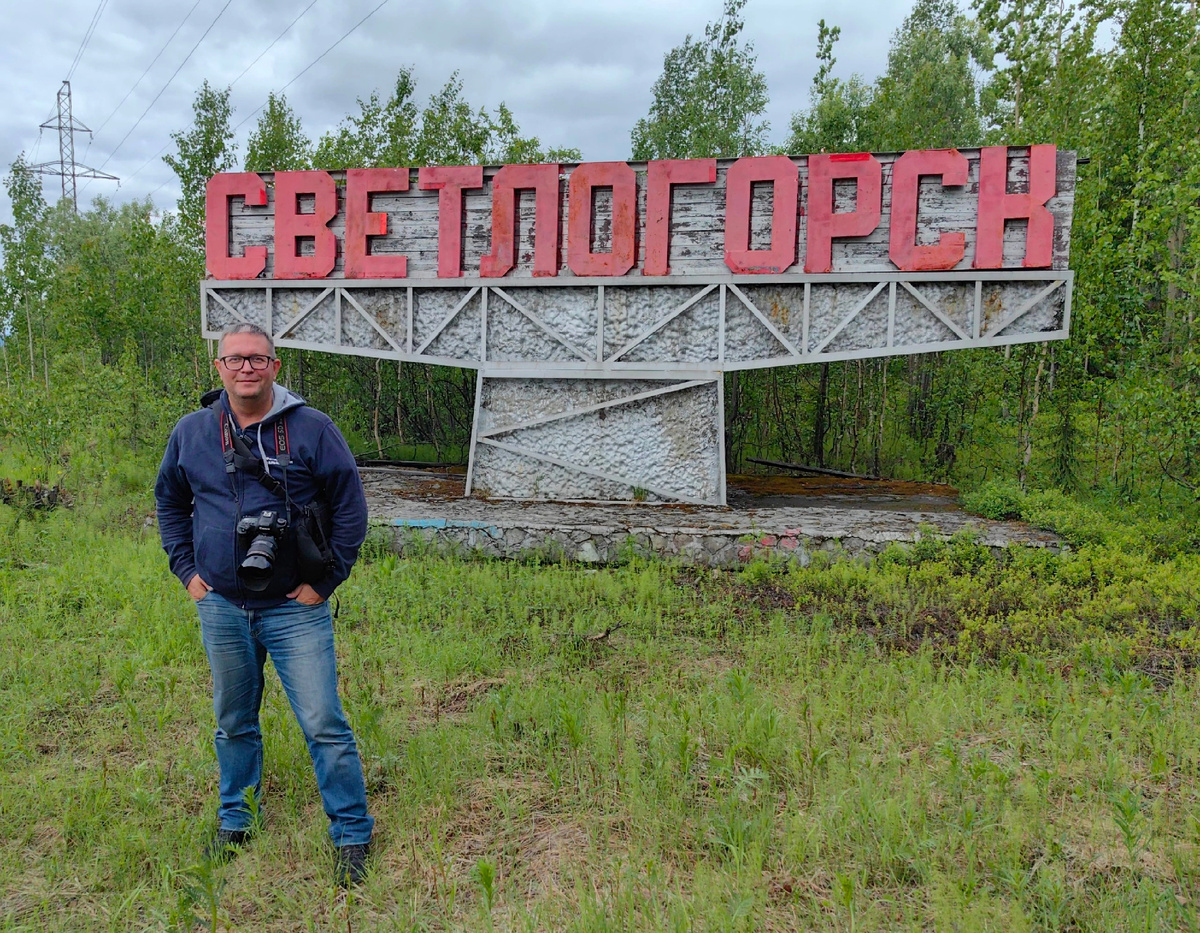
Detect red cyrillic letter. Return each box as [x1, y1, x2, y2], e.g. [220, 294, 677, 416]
[274, 171, 338, 280]
[205, 173, 268, 279]
[418, 166, 484, 278]
[888, 149, 969, 272]
[344, 168, 408, 279]
[567, 162, 638, 277]
[805, 153, 882, 274]
[724, 156, 799, 274]
[974, 144, 1056, 269]
[644, 158, 716, 276]
[480, 164, 561, 278]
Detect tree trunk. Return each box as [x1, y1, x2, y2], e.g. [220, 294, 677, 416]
[1018, 344, 1048, 488]
[373, 358, 384, 459]
[40, 308, 50, 391]
[832, 364, 849, 464]
[725, 372, 741, 472]
[426, 369, 441, 461]
[770, 369, 789, 460]
[847, 361, 864, 471]
[23, 296, 36, 381]
[395, 361, 406, 449]
[1165, 217, 1185, 358]
[813, 363, 829, 468]
[873, 361, 887, 477]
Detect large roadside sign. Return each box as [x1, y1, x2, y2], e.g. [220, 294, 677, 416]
[203, 147, 1075, 504]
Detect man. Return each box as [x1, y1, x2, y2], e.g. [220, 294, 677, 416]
[155, 323, 374, 886]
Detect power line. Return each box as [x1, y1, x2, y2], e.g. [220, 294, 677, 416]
[30, 103, 58, 163]
[88, 0, 204, 142]
[93, 0, 234, 174]
[135, 0, 389, 202]
[66, 0, 110, 80]
[146, 177, 170, 203]
[123, 140, 171, 188]
[230, 0, 322, 89]
[233, 0, 391, 133]
[116, 0, 324, 193]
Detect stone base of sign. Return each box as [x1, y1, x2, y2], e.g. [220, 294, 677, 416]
[467, 373, 725, 505]
[362, 468, 1061, 566]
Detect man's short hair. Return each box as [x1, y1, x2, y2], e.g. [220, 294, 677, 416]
[218, 323, 275, 357]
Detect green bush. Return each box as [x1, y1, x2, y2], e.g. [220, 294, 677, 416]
[1020, 489, 1111, 549]
[960, 481, 1026, 520]
[962, 482, 1200, 559]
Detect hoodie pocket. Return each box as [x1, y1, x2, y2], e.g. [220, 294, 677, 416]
[193, 524, 230, 591]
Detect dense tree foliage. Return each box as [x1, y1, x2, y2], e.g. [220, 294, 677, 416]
[313, 69, 581, 171]
[0, 1, 1196, 527]
[245, 93, 312, 173]
[630, 0, 770, 160]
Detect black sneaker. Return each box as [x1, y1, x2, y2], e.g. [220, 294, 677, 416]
[334, 842, 371, 887]
[204, 828, 251, 863]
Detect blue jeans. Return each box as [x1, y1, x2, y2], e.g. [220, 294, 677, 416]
[194, 591, 374, 847]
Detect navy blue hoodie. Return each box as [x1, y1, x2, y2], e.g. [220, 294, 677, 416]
[155, 386, 368, 609]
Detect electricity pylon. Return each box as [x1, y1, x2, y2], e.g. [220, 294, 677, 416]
[30, 81, 118, 212]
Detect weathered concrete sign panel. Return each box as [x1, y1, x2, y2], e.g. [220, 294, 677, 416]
[203, 147, 1076, 505]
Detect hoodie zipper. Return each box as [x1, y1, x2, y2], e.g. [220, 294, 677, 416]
[233, 444, 246, 608]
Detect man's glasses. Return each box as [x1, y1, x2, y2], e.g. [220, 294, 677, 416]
[217, 355, 275, 371]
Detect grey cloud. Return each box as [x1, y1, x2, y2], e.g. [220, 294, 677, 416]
[0, 0, 908, 221]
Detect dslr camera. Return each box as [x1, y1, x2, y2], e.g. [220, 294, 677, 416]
[236, 510, 289, 591]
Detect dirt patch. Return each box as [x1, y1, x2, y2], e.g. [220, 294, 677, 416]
[677, 567, 796, 616]
[1061, 838, 1177, 882]
[676, 566, 969, 656]
[408, 676, 507, 725]
[727, 473, 963, 512]
[1134, 647, 1200, 687]
[517, 819, 592, 897]
[730, 473, 958, 499]
[432, 774, 595, 902]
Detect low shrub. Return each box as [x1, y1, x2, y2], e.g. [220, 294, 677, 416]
[960, 480, 1025, 520]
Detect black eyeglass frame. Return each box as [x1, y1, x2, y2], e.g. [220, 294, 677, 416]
[216, 354, 277, 371]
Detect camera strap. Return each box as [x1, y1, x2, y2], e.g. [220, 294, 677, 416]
[212, 402, 291, 499]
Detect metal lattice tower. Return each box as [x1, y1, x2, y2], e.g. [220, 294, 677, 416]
[31, 81, 118, 212]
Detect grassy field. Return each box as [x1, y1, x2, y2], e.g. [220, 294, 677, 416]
[1, 501, 1199, 931]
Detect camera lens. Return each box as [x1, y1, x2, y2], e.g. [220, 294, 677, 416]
[238, 534, 277, 591]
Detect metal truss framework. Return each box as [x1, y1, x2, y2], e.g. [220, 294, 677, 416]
[202, 271, 1071, 369]
[202, 271, 1071, 505]
[30, 81, 118, 212]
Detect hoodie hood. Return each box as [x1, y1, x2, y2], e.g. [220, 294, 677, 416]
[263, 384, 306, 422]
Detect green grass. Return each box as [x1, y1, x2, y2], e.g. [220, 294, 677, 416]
[0, 503, 1198, 930]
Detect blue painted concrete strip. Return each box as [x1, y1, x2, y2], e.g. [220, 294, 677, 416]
[393, 518, 501, 535]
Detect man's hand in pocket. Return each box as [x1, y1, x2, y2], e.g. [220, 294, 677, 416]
[287, 583, 325, 606]
[187, 574, 212, 601]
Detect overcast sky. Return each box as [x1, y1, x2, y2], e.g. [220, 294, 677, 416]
[0, 0, 911, 220]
